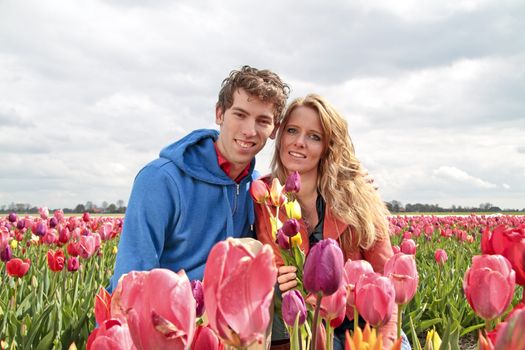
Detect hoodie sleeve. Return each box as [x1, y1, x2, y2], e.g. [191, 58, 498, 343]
[109, 163, 180, 292]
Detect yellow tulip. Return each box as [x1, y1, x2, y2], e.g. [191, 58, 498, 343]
[424, 329, 442, 350]
[10, 239, 18, 249]
[291, 233, 302, 247]
[285, 200, 302, 219]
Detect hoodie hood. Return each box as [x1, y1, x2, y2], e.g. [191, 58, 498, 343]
[159, 129, 256, 185]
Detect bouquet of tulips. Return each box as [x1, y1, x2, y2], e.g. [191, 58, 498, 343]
[250, 172, 420, 350]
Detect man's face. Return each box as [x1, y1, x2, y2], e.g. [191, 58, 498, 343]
[215, 89, 277, 173]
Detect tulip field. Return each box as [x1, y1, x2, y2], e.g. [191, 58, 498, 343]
[1, 210, 525, 349]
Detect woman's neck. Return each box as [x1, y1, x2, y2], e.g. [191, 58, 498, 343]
[295, 170, 318, 205]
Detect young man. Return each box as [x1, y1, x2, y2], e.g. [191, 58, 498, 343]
[110, 66, 290, 291]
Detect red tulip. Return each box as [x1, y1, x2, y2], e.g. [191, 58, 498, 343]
[355, 272, 396, 327]
[434, 249, 448, 265]
[343, 259, 374, 320]
[303, 239, 344, 296]
[192, 325, 223, 350]
[463, 254, 515, 321]
[82, 212, 91, 222]
[47, 249, 65, 272]
[67, 242, 81, 257]
[6, 258, 31, 278]
[87, 319, 135, 350]
[203, 238, 277, 348]
[400, 239, 416, 255]
[249, 179, 270, 204]
[505, 239, 525, 286]
[384, 253, 419, 305]
[112, 268, 195, 350]
[94, 287, 112, 325]
[392, 245, 401, 254]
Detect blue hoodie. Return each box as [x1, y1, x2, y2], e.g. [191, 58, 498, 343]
[110, 129, 256, 291]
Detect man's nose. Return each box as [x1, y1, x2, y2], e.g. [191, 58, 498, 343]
[241, 118, 257, 137]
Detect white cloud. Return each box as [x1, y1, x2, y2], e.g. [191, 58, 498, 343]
[433, 166, 497, 189]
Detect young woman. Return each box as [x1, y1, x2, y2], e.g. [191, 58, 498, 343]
[255, 94, 409, 350]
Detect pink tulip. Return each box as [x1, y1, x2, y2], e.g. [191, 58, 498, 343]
[343, 259, 374, 320]
[203, 238, 277, 348]
[434, 249, 448, 265]
[192, 325, 223, 350]
[392, 245, 401, 254]
[355, 272, 396, 327]
[400, 239, 417, 255]
[79, 235, 98, 259]
[87, 319, 135, 350]
[308, 284, 347, 328]
[111, 269, 196, 350]
[249, 179, 270, 204]
[494, 308, 525, 350]
[463, 255, 515, 321]
[39, 207, 49, 219]
[67, 257, 80, 272]
[384, 253, 419, 305]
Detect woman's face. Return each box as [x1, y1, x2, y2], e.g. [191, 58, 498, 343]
[279, 105, 325, 178]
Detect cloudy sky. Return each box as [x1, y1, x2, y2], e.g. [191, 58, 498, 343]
[1, 0, 524, 210]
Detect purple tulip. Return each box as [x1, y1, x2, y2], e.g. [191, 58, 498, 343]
[282, 290, 307, 327]
[16, 220, 25, 230]
[8, 212, 17, 223]
[1, 245, 12, 262]
[191, 280, 205, 318]
[49, 217, 58, 228]
[284, 171, 301, 193]
[276, 229, 291, 250]
[35, 222, 47, 236]
[282, 219, 300, 238]
[303, 239, 344, 296]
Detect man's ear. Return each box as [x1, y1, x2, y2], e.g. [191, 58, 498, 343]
[269, 122, 280, 139]
[215, 105, 224, 125]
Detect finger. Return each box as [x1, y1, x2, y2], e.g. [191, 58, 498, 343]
[277, 272, 296, 284]
[279, 265, 297, 274]
[279, 279, 298, 293]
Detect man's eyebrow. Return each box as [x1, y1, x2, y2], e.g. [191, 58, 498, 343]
[231, 107, 248, 114]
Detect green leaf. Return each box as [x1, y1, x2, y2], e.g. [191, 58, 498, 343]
[35, 330, 55, 350]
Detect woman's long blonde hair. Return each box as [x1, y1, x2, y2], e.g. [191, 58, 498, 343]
[271, 94, 390, 250]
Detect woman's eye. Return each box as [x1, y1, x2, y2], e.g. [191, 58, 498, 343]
[286, 127, 297, 134]
[309, 134, 321, 141]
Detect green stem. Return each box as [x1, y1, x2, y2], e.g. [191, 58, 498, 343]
[311, 293, 323, 350]
[485, 319, 492, 332]
[354, 306, 358, 334]
[436, 266, 441, 297]
[397, 304, 404, 340]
